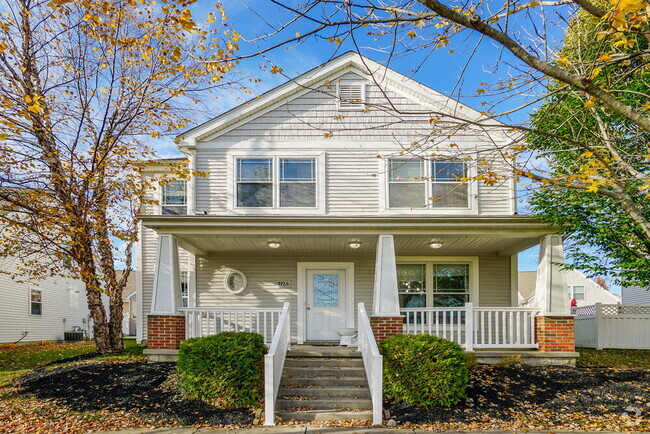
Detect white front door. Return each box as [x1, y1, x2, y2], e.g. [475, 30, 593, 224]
[306, 269, 347, 341]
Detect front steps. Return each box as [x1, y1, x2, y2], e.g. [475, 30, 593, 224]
[276, 345, 373, 422]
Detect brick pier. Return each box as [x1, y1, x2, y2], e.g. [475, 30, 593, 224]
[535, 316, 575, 352]
[369, 316, 403, 343]
[147, 314, 185, 350]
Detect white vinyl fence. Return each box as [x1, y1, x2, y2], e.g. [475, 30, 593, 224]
[575, 303, 650, 349]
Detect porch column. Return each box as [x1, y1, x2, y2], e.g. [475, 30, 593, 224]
[146, 234, 185, 359]
[532, 235, 575, 353]
[370, 235, 402, 343]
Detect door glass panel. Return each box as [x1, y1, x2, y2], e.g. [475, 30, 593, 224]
[313, 274, 339, 307]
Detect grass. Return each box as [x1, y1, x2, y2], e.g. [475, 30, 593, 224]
[577, 347, 650, 369]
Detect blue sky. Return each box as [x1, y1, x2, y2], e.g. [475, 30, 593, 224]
[146, 1, 618, 292]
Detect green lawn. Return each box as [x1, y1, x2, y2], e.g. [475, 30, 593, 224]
[577, 347, 650, 368]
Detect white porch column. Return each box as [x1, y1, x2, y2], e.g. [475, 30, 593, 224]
[151, 234, 182, 314]
[372, 234, 401, 316]
[532, 235, 570, 316]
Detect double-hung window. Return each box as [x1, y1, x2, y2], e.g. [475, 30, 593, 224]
[236, 157, 317, 208]
[387, 158, 469, 209]
[569, 285, 585, 300]
[30, 289, 42, 315]
[397, 262, 472, 308]
[180, 271, 189, 308]
[162, 180, 187, 215]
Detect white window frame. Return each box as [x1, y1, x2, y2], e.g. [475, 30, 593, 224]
[160, 180, 187, 215]
[228, 152, 326, 215]
[395, 256, 480, 307]
[336, 81, 367, 111]
[569, 285, 586, 301]
[29, 288, 42, 316]
[180, 270, 189, 308]
[380, 157, 479, 215]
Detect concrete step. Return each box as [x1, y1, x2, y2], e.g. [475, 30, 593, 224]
[283, 366, 366, 378]
[277, 409, 373, 422]
[288, 346, 361, 358]
[279, 386, 370, 399]
[284, 358, 365, 368]
[281, 376, 369, 388]
[276, 398, 373, 411]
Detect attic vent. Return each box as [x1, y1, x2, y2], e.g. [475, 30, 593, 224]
[338, 82, 366, 110]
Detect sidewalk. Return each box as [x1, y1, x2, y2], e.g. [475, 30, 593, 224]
[96, 428, 634, 434]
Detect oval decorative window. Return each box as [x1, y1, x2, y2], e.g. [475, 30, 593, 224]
[224, 270, 247, 294]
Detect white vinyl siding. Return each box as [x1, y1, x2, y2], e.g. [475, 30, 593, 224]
[622, 286, 650, 305]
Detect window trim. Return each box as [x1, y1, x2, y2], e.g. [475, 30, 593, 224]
[396, 256, 479, 307]
[229, 152, 326, 215]
[160, 179, 188, 215]
[29, 288, 42, 316]
[180, 271, 189, 308]
[380, 156, 479, 215]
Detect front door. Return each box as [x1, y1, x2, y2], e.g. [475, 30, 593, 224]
[306, 269, 347, 341]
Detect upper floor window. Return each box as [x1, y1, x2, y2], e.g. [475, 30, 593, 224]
[569, 285, 585, 300]
[388, 159, 468, 209]
[162, 180, 187, 215]
[30, 289, 42, 315]
[338, 82, 366, 110]
[236, 157, 316, 208]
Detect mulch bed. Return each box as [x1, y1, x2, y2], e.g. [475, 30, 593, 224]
[18, 361, 254, 427]
[387, 364, 650, 430]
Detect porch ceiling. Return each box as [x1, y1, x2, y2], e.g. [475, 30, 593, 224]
[172, 234, 540, 256]
[139, 216, 554, 257]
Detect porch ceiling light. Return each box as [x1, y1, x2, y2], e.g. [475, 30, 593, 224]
[429, 241, 443, 249]
[348, 241, 362, 249]
[268, 241, 281, 249]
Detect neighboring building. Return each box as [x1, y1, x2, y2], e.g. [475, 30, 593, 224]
[0, 255, 88, 343]
[137, 52, 576, 365]
[622, 286, 650, 304]
[118, 270, 138, 336]
[519, 270, 620, 308]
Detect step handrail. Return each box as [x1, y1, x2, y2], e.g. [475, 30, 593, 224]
[263, 302, 291, 426]
[357, 302, 383, 425]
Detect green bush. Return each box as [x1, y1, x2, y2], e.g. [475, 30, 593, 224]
[177, 332, 266, 408]
[380, 334, 469, 407]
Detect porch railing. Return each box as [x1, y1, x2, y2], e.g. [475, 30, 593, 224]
[357, 302, 383, 426]
[264, 302, 291, 426]
[180, 307, 284, 345]
[402, 304, 540, 350]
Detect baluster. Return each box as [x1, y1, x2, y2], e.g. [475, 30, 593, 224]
[487, 311, 492, 345]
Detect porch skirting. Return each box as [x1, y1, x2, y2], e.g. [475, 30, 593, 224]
[147, 314, 185, 350]
[535, 316, 575, 352]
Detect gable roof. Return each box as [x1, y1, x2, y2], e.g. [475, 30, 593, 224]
[177, 51, 502, 146]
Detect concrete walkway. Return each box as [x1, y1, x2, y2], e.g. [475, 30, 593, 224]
[95, 428, 634, 434]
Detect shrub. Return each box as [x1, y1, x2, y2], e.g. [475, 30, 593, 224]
[177, 332, 266, 408]
[380, 334, 469, 407]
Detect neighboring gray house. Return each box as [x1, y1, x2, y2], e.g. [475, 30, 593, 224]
[0, 256, 88, 343]
[622, 286, 650, 304]
[519, 270, 620, 307]
[119, 270, 138, 336]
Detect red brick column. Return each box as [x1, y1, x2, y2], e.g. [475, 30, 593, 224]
[147, 314, 185, 350]
[535, 316, 575, 352]
[370, 316, 403, 343]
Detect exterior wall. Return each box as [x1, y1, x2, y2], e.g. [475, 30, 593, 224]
[141, 253, 513, 342]
[566, 270, 619, 306]
[622, 286, 650, 305]
[0, 256, 88, 343]
[193, 72, 514, 217]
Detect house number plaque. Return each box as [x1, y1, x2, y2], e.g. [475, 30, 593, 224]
[276, 281, 291, 288]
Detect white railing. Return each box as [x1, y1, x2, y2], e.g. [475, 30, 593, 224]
[357, 303, 383, 426]
[402, 303, 540, 350]
[264, 302, 291, 426]
[575, 303, 650, 349]
[180, 307, 283, 344]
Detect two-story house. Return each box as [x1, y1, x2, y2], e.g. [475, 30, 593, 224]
[136, 52, 576, 368]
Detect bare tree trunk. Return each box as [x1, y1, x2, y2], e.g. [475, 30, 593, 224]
[108, 288, 125, 352]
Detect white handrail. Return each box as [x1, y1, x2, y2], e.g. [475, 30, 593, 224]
[263, 302, 291, 426]
[357, 303, 383, 426]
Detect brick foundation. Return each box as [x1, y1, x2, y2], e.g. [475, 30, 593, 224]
[535, 316, 575, 352]
[147, 314, 185, 350]
[370, 316, 403, 343]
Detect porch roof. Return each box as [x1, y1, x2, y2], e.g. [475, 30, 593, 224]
[139, 215, 556, 257]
